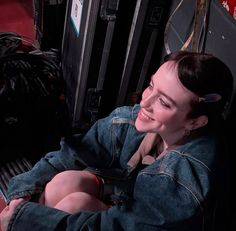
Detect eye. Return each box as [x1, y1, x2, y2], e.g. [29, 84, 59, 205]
[148, 82, 153, 90]
[158, 97, 170, 108]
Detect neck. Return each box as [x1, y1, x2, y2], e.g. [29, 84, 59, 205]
[159, 131, 187, 153]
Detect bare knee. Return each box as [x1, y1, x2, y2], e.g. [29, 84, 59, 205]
[48, 170, 98, 193]
[40, 170, 99, 207]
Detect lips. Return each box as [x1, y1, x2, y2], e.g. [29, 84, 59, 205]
[138, 109, 154, 121]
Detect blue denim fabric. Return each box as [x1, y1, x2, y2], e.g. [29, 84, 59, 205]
[6, 104, 222, 231]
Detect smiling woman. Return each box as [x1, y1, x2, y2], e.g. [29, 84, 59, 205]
[135, 61, 198, 139]
[1, 51, 234, 231]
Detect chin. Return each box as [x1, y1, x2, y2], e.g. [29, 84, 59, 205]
[134, 120, 142, 131]
[135, 125, 144, 132]
[135, 118, 162, 134]
[135, 119, 148, 133]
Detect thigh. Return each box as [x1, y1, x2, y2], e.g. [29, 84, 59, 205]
[54, 192, 109, 213]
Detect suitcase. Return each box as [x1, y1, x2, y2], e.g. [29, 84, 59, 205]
[115, 0, 171, 107]
[62, 0, 137, 129]
[61, 0, 170, 129]
[34, 0, 67, 50]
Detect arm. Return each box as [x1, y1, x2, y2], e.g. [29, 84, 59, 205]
[7, 105, 144, 202]
[6, 136, 87, 202]
[4, 172, 203, 231]
[6, 115, 115, 202]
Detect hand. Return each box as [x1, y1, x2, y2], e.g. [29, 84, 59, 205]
[0, 198, 26, 231]
[127, 152, 142, 168]
[128, 133, 159, 168]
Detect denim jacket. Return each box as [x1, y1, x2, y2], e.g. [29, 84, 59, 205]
[6, 104, 223, 231]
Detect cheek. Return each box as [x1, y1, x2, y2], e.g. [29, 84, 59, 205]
[153, 110, 174, 123]
[153, 108, 184, 126]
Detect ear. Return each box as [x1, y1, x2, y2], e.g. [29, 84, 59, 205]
[186, 115, 208, 130]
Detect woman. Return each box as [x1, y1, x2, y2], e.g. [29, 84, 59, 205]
[0, 51, 233, 231]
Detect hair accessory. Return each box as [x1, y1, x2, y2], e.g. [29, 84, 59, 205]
[198, 93, 222, 103]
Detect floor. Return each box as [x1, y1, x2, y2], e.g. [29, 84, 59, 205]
[0, 0, 35, 40]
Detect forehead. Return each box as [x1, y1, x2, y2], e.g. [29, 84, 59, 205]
[153, 61, 198, 107]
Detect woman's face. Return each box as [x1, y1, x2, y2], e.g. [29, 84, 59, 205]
[135, 61, 198, 137]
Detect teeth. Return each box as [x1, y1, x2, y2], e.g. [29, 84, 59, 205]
[141, 111, 152, 120]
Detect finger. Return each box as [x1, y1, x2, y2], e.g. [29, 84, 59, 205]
[0, 206, 11, 231]
[127, 154, 141, 167]
[9, 198, 25, 209]
[3, 206, 9, 212]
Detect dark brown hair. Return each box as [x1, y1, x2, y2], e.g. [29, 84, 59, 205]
[164, 51, 233, 123]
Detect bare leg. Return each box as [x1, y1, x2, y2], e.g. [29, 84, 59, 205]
[54, 192, 109, 213]
[39, 170, 101, 208]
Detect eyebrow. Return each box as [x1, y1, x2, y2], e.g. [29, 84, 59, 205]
[150, 76, 177, 106]
[159, 89, 177, 106]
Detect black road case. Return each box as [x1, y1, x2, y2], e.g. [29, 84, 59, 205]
[61, 0, 170, 129]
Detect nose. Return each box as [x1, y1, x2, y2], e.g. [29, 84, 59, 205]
[140, 90, 155, 108]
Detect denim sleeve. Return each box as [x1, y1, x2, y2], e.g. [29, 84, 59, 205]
[6, 113, 116, 202]
[6, 135, 88, 203]
[7, 105, 142, 203]
[80, 105, 144, 168]
[7, 173, 203, 231]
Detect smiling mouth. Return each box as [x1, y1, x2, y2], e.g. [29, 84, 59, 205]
[139, 110, 154, 121]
